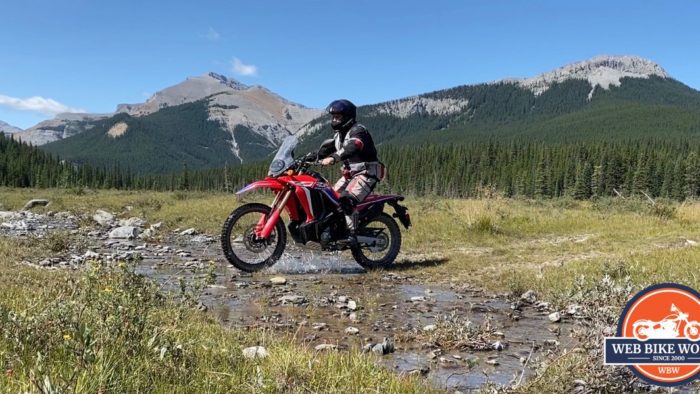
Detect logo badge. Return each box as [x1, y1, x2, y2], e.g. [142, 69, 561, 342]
[605, 283, 700, 386]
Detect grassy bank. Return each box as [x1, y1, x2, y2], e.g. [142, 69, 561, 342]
[0, 239, 436, 393]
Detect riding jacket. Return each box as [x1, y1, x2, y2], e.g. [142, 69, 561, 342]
[318, 123, 384, 179]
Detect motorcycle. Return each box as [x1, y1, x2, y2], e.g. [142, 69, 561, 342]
[632, 304, 700, 341]
[221, 135, 411, 272]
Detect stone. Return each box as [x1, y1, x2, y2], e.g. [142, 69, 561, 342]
[347, 300, 357, 310]
[428, 349, 442, 359]
[406, 367, 430, 377]
[139, 228, 155, 239]
[548, 312, 562, 323]
[314, 344, 337, 352]
[93, 210, 114, 226]
[345, 327, 359, 335]
[422, 324, 437, 332]
[22, 199, 49, 210]
[242, 346, 268, 359]
[278, 295, 307, 305]
[119, 217, 146, 227]
[371, 337, 395, 355]
[83, 250, 100, 260]
[108, 226, 138, 239]
[180, 228, 197, 236]
[566, 304, 582, 315]
[270, 277, 287, 285]
[410, 296, 426, 302]
[492, 341, 505, 351]
[520, 290, 537, 304]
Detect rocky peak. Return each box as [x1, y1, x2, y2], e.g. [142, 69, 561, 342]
[206, 72, 248, 90]
[0, 120, 22, 134]
[509, 55, 670, 97]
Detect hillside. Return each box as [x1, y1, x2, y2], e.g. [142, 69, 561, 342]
[40, 99, 277, 175]
[299, 76, 700, 152]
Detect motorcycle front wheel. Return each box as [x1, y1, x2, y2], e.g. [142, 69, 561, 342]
[351, 212, 401, 270]
[221, 203, 287, 272]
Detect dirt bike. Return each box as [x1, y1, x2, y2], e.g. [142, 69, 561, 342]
[221, 136, 411, 272]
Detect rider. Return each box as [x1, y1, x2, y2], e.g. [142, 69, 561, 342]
[317, 99, 384, 244]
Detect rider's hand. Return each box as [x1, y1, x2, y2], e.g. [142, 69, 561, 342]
[320, 157, 335, 166]
[302, 152, 317, 162]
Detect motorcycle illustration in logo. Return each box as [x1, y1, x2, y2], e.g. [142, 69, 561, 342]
[632, 304, 700, 341]
[604, 283, 700, 387]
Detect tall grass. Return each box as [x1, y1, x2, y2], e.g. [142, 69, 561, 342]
[0, 251, 437, 393]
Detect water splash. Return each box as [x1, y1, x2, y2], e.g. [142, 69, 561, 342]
[267, 247, 365, 274]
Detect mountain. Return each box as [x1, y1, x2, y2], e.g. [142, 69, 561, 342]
[298, 55, 700, 151]
[16, 72, 321, 149]
[0, 120, 22, 134]
[12, 113, 112, 145]
[34, 73, 321, 173]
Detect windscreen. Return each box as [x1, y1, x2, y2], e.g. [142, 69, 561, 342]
[268, 135, 298, 176]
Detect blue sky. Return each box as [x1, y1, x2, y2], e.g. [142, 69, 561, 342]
[1, 0, 699, 129]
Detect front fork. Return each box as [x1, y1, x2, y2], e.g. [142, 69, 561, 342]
[255, 187, 293, 239]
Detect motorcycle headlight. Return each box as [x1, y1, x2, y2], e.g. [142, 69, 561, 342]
[269, 159, 285, 175]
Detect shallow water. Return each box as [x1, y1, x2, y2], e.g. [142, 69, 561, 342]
[94, 234, 577, 392]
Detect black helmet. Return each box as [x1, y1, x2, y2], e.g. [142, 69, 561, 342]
[327, 99, 356, 132]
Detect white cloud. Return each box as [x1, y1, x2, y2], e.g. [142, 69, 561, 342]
[0, 94, 85, 116]
[205, 27, 220, 41]
[231, 57, 258, 77]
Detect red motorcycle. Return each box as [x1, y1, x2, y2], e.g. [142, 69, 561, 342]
[221, 136, 411, 272]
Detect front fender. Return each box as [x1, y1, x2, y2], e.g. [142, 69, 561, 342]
[236, 178, 285, 195]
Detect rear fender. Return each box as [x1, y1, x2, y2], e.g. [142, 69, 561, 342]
[387, 200, 411, 229]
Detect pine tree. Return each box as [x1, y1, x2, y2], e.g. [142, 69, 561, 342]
[685, 151, 700, 199]
[573, 162, 593, 199]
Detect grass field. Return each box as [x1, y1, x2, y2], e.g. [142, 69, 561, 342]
[2, 187, 700, 392]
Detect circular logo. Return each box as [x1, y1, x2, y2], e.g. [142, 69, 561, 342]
[615, 283, 700, 386]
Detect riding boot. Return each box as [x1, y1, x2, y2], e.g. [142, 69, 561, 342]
[345, 211, 359, 247]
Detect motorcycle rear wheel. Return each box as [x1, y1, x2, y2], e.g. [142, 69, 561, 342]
[221, 203, 287, 272]
[351, 212, 401, 270]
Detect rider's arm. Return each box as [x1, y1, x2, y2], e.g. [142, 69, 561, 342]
[317, 138, 336, 159]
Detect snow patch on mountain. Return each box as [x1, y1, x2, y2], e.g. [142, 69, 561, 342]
[508, 55, 669, 98]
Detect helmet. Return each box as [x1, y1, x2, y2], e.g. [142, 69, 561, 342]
[327, 99, 356, 132]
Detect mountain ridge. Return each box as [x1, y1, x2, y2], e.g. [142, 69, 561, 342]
[27, 54, 700, 175]
[0, 120, 22, 134]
